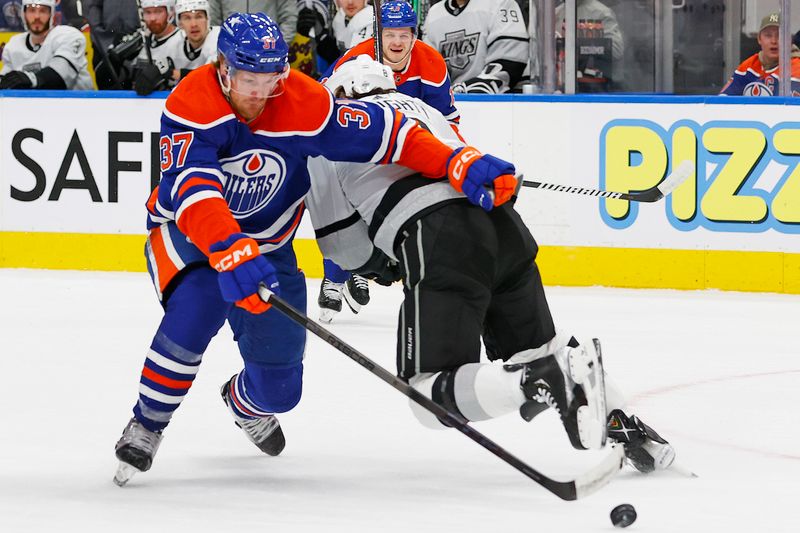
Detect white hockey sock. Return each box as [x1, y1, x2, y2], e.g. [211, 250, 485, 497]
[408, 363, 526, 429]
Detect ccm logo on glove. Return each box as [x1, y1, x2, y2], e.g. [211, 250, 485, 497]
[210, 239, 256, 272]
[447, 147, 482, 188]
[209, 234, 280, 314]
[446, 146, 516, 212]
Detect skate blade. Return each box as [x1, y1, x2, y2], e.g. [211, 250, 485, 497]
[113, 462, 141, 487]
[319, 309, 338, 323]
[668, 460, 698, 478]
[571, 339, 608, 450]
[342, 287, 362, 314]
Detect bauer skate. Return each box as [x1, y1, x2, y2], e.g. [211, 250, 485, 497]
[113, 417, 164, 487]
[510, 338, 608, 450]
[318, 277, 345, 323]
[607, 409, 676, 473]
[343, 274, 370, 313]
[220, 377, 286, 456]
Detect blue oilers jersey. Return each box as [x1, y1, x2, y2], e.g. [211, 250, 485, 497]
[145, 63, 451, 295]
[720, 52, 800, 96]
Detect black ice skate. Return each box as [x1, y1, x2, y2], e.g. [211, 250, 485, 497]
[220, 377, 285, 456]
[318, 277, 344, 323]
[607, 409, 676, 473]
[113, 417, 164, 487]
[343, 274, 370, 313]
[510, 338, 608, 450]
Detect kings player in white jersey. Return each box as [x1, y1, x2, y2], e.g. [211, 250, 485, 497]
[133, 0, 184, 95]
[423, 0, 529, 94]
[172, 0, 221, 78]
[0, 0, 93, 90]
[307, 55, 680, 478]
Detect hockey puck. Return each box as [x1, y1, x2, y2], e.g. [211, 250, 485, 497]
[610, 504, 637, 528]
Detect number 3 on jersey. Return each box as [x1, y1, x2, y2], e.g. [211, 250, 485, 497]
[159, 132, 195, 171]
[337, 106, 371, 129]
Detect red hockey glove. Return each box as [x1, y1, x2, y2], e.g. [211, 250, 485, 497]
[209, 234, 280, 314]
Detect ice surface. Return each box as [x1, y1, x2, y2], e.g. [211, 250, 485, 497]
[1, 269, 798, 532]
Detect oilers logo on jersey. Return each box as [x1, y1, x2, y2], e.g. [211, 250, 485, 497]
[440, 30, 480, 71]
[220, 150, 287, 217]
[742, 80, 774, 97]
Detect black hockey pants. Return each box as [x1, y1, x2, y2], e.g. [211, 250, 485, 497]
[394, 200, 556, 380]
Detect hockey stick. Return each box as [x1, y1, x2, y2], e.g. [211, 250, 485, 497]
[521, 160, 693, 203]
[258, 286, 625, 501]
[372, 0, 384, 63]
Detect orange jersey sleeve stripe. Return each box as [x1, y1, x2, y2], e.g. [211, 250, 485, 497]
[396, 124, 453, 178]
[176, 197, 241, 255]
[380, 111, 406, 165]
[146, 187, 159, 215]
[450, 123, 466, 143]
[149, 226, 180, 294]
[177, 176, 223, 200]
[141, 366, 194, 390]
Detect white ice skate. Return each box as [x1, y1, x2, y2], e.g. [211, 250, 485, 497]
[515, 338, 608, 450]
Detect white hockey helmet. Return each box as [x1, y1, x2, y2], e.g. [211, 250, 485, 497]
[140, 0, 176, 10]
[325, 55, 396, 98]
[140, 0, 176, 26]
[21, 0, 56, 7]
[21, 0, 57, 28]
[175, 0, 209, 18]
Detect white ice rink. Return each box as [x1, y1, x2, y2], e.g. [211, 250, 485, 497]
[1, 269, 798, 532]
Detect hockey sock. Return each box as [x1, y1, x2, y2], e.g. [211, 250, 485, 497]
[408, 363, 527, 429]
[228, 363, 304, 418]
[134, 330, 203, 432]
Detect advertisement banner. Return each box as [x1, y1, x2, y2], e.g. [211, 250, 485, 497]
[0, 96, 162, 234]
[1, 93, 798, 291]
[456, 98, 800, 254]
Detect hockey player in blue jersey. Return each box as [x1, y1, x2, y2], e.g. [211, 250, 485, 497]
[113, 11, 517, 486]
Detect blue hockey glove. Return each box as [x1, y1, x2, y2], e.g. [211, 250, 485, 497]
[209, 233, 280, 314]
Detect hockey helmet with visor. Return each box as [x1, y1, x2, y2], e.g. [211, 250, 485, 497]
[217, 12, 290, 98]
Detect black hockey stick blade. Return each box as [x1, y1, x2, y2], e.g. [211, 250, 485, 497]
[521, 160, 694, 203]
[258, 285, 625, 501]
